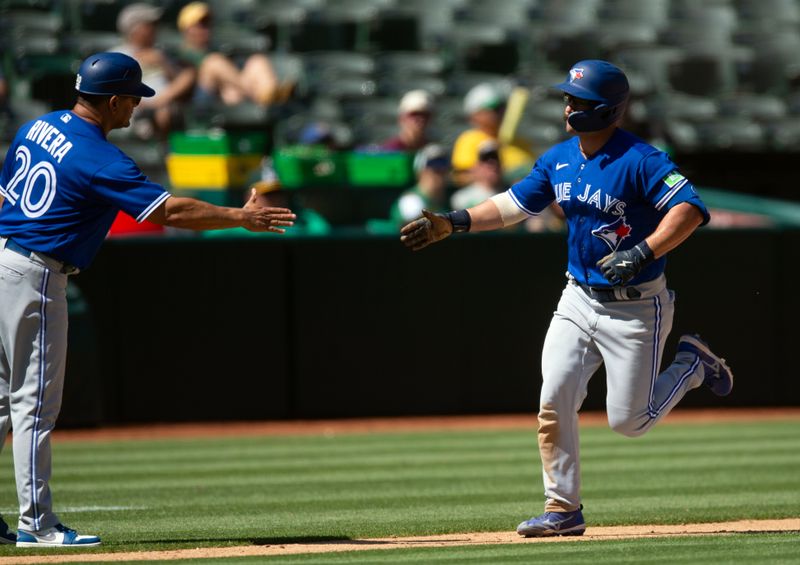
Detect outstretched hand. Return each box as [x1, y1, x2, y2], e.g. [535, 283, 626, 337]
[400, 209, 453, 251]
[242, 187, 296, 233]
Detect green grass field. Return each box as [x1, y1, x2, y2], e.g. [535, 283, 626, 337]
[0, 418, 798, 563]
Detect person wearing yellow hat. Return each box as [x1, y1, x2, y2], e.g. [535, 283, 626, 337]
[451, 82, 537, 186]
[176, 2, 290, 107]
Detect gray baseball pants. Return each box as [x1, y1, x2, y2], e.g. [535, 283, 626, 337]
[538, 275, 705, 512]
[0, 237, 67, 532]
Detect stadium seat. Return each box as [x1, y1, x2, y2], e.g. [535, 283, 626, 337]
[378, 76, 447, 98]
[696, 118, 766, 151]
[455, 0, 537, 31]
[67, 31, 122, 58]
[763, 117, 800, 151]
[596, 22, 659, 54]
[2, 9, 63, 34]
[374, 51, 447, 78]
[341, 97, 398, 124]
[716, 93, 787, 122]
[598, 0, 671, 29]
[736, 31, 800, 95]
[532, 0, 602, 35]
[736, 0, 800, 26]
[615, 46, 684, 93]
[66, 0, 125, 32]
[644, 93, 719, 122]
[445, 23, 520, 74]
[668, 53, 735, 97]
[663, 121, 702, 152]
[395, 0, 465, 49]
[445, 71, 516, 97]
[209, 25, 270, 59]
[299, 51, 377, 98]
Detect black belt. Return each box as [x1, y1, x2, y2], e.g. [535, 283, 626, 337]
[3, 238, 78, 275]
[578, 282, 641, 302]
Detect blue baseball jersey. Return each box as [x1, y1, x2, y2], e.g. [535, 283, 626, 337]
[0, 110, 169, 269]
[508, 129, 710, 287]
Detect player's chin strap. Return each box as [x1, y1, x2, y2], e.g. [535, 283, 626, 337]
[567, 99, 627, 132]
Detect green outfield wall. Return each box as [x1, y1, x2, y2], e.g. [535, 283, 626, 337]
[60, 229, 799, 426]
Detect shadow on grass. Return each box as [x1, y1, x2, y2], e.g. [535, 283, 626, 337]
[140, 536, 354, 546]
[143, 535, 471, 547]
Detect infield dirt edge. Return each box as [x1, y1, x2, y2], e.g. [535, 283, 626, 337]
[0, 518, 798, 563]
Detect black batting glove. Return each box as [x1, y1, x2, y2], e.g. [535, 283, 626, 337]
[597, 241, 655, 285]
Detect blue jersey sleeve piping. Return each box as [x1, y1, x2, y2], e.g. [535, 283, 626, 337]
[136, 191, 171, 222]
[654, 177, 688, 210]
[508, 188, 539, 216]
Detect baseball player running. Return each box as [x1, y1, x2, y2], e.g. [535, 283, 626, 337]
[400, 60, 733, 537]
[0, 52, 294, 547]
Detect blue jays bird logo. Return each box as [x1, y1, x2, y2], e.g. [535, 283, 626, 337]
[569, 68, 584, 82]
[592, 217, 632, 251]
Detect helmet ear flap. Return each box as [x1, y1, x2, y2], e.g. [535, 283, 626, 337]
[566, 100, 626, 132]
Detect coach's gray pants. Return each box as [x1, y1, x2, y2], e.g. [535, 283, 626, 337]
[538, 276, 705, 513]
[0, 238, 67, 532]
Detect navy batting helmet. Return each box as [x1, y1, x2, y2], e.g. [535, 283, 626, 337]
[75, 52, 155, 97]
[553, 60, 629, 132]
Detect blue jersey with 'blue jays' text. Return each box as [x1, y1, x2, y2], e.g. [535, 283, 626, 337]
[0, 110, 169, 269]
[509, 129, 709, 287]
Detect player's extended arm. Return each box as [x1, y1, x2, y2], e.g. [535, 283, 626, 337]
[399, 198, 505, 251]
[598, 202, 703, 284]
[149, 189, 296, 232]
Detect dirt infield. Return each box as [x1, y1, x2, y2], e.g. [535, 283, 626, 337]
[51, 407, 800, 442]
[0, 519, 798, 563]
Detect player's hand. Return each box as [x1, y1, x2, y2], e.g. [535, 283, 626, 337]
[242, 187, 296, 233]
[400, 209, 453, 251]
[597, 241, 655, 285]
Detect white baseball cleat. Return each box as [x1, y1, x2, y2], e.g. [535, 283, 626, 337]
[16, 523, 101, 547]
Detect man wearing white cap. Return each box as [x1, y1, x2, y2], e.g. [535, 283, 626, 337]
[380, 90, 436, 151]
[452, 82, 536, 185]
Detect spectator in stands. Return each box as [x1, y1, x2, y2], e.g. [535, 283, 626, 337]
[390, 144, 451, 226]
[380, 89, 435, 152]
[112, 3, 196, 139]
[177, 2, 293, 108]
[451, 82, 536, 186]
[450, 140, 504, 210]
